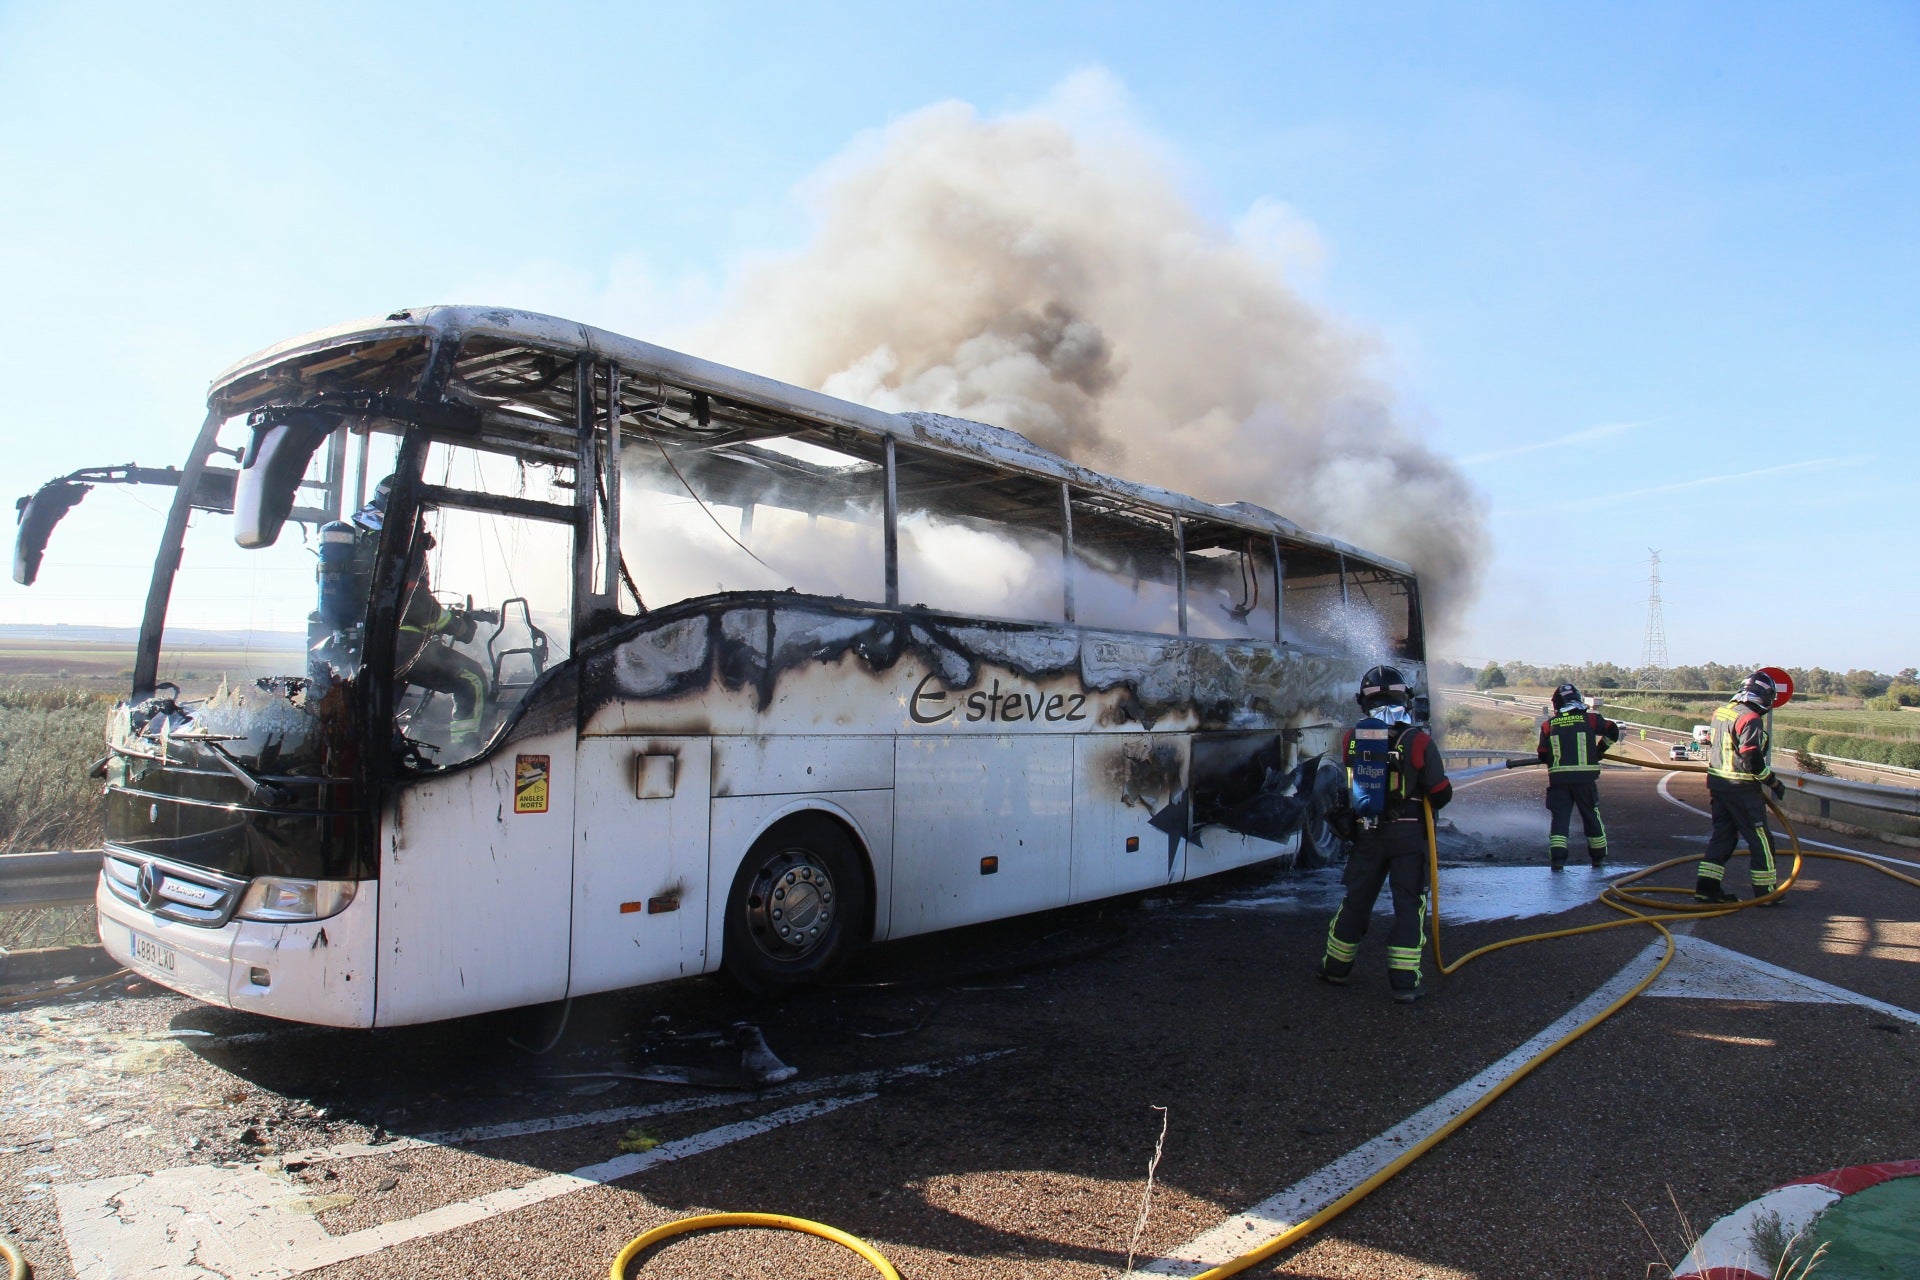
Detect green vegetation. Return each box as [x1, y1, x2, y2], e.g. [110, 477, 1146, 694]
[0, 680, 111, 853]
[1590, 700, 1920, 768]
[1433, 697, 1537, 753]
[1794, 748, 1830, 776]
[1439, 657, 1920, 770]
[1454, 659, 1919, 705]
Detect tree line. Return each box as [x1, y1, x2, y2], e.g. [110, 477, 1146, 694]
[1433, 659, 1920, 708]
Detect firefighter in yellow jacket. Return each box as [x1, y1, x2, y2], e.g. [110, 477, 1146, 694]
[1696, 671, 1788, 904]
[1536, 683, 1621, 870]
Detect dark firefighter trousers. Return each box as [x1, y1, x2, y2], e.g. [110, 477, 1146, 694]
[1321, 819, 1428, 993]
[401, 641, 490, 740]
[1545, 775, 1608, 865]
[1700, 782, 1779, 892]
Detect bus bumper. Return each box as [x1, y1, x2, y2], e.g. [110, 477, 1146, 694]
[97, 878, 378, 1028]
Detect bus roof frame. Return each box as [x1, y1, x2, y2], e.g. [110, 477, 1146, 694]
[207, 305, 1413, 579]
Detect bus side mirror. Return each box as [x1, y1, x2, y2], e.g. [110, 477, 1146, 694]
[12, 479, 92, 585]
[234, 415, 333, 549]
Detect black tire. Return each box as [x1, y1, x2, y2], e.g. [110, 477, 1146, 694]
[1294, 758, 1350, 870]
[722, 814, 868, 996]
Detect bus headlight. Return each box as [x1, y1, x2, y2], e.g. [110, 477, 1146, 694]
[236, 877, 357, 922]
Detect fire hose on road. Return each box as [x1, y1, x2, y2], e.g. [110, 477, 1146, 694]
[604, 754, 1920, 1277]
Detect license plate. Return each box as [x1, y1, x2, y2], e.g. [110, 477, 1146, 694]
[131, 930, 176, 972]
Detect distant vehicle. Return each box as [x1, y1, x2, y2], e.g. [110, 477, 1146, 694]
[1691, 724, 1712, 746]
[1669, 743, 1691, 761]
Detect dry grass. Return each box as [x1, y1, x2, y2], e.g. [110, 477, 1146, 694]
[0, 904, 98, 950]
[1433, 697, 1538, 754]
[0, 679, 112, 854]
[1628, 1188, 1829, 1279]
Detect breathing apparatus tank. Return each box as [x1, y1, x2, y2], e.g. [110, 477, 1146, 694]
[316, 521, 363, 630]
[1346, 664, 1412, 829]
[1348, 714, 1401, 827]
[308, 520, 371, 684]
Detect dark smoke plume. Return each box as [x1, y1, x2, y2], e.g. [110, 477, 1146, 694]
[701, 76, 1488, 637]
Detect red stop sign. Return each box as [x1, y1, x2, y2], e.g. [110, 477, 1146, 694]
[1760, 665, 1794, 707]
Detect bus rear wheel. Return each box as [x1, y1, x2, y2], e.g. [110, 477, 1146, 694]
[1295, 757, 1349, 870]
[723, 815, 867, 996]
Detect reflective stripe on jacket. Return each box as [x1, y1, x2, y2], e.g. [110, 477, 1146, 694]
[1708, 701, 1772, 785]
[1536, 710, 1620, 776]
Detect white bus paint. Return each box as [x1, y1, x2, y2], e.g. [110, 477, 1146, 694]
[62, 306, 1426, 1028]
[1657, 772, 1920, 870]
[1140, 938, 1670, 1276]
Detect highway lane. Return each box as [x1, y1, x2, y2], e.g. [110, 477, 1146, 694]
[4, 764, 1917, 1279]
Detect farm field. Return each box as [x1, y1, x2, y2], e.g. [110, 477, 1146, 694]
[1480, 686, 1920, 770]
[0, 636, 302, 687]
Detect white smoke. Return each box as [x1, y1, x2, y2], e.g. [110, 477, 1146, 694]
[698, 73, 1488, 638]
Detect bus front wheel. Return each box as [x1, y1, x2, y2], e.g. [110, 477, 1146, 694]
[723, 815, 867, 996]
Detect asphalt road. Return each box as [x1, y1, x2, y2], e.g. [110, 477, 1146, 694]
[4, 762, 1918, 1280]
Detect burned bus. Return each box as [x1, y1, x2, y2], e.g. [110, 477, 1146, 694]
[12, 306, 1426, 1026]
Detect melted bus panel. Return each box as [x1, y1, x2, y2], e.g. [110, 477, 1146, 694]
[18, 307, 1425, 1024]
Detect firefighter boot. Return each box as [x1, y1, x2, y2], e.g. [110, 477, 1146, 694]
[1693, 876, 1739, 904]
[1316, 961, 1351, 986]
[1752, 886, 1788, 908]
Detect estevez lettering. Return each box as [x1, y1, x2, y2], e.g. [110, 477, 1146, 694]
[909, 671, 1087, 725]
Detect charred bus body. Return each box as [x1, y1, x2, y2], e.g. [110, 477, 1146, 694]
[13, 306, 1426, 1026]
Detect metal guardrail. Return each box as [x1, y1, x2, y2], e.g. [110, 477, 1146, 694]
[1778, 770, 1920, 819]
[0, 850, 104, 909]
[1444, 749, 1536, 767]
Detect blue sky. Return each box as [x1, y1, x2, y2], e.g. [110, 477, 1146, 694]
[2, 2, 1914, 670]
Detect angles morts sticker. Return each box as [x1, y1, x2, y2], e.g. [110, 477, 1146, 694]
[514, 754, 551, 814]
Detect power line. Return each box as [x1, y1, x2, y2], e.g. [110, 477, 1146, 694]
[1642, 548, 1667, 670]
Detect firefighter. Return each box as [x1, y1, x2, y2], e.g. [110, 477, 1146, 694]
[354, 478, 491, 752]
[1696, 671, 1788, 904]
[1317, 665, 1453, 1004]
[1536, 683, 1621, 870]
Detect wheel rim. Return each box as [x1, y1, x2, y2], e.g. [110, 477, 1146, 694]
[743, 848, 838, 962]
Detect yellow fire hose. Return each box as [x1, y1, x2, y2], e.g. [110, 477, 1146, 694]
[609, 754, 1917, 1279]
[608, 1212, 902, 1279]
[0, 1234, 26, 1280]
[0, 968, 129, 1009]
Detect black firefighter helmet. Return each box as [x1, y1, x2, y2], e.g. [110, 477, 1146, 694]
[1356, 665, 1412, 712]
[1552, 683, 1585, 713]
[1735, 670, 1778, 710]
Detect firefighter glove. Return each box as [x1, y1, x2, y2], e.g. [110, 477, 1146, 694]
[1768, 777, 1786, 801]
[439, 610, 478, 644]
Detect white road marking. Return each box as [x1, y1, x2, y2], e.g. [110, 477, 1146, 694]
[58, 1096, 867, 1280]
[1656, 772, 1920, 870]
[55, 1053, 1009, 1280]
[1647, 936, 1920, 1024]
[272, 1052, 1013, 1167]
[1675, 1183, 1840, 1280]
[1141, 939, 1669, 1276]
